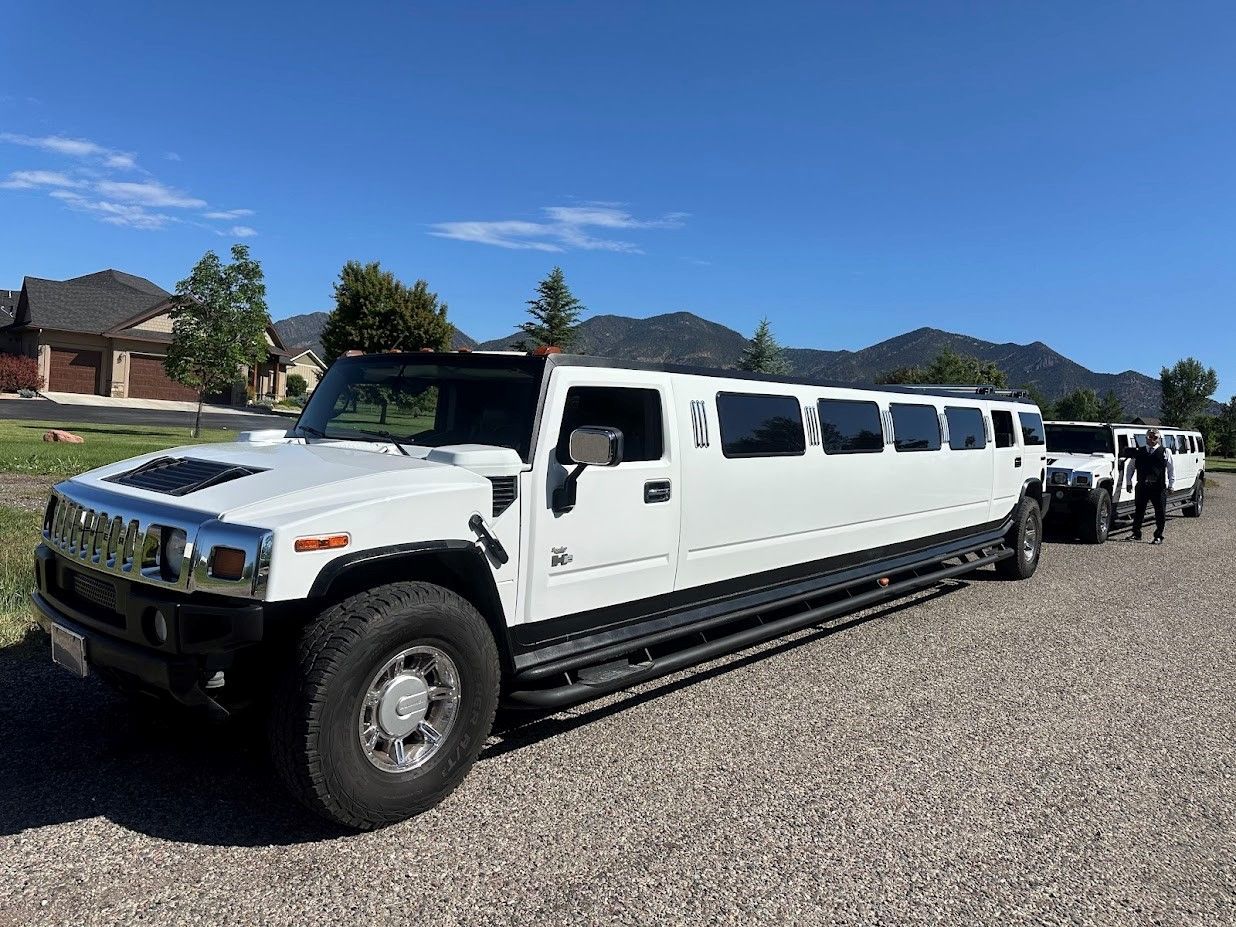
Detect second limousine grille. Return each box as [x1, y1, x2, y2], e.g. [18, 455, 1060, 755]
[105, 456, 266, 496]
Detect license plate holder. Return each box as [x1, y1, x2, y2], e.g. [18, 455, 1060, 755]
[50, 623, 89, 678]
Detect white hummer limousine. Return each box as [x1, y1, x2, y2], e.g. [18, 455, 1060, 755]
[34, 352, 1049, 828]
[1044, 420, 1206, 542]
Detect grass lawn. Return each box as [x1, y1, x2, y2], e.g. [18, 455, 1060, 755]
[0, 418, 233, 478]
[0, 419, 236, 648]
[1208, 457, 1236, 473]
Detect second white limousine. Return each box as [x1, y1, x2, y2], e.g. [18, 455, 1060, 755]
[32, 351, 1049, 827]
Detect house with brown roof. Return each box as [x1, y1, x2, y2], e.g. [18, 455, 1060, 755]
[0, 269, 291, 401]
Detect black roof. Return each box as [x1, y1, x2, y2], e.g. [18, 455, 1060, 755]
[9, 269, 170, 334]
[334, 350, 1039, 405]
[0, 289, 16, 321]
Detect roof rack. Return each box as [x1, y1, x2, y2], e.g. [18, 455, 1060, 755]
[894, 384, 1030, 399]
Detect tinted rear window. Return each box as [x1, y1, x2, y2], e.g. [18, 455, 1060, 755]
[817, 399, 883, 454]
[945, 407, 987, 450]
[716, 393, 805, 458]
[890, 403, 942, 452]
[991, 410, 1016, 448]
[1019, 411, 1045, 446]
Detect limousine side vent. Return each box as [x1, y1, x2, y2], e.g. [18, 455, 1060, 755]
[880, 409, 895, 445]
[803, 405, 821, 446]
[939, 411, 951, 446]
[689, 400, 711, 449]
[489, 476, 518, 517]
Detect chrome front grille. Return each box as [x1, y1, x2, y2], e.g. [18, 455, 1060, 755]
[44, 489, 190, 591]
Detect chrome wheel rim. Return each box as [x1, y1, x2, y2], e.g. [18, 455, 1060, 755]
[1099, 500, 1110, 536]
[1197, 486, 1204, 512]
[1023, 518, 1039, 562]
[358, 645, 461, 773]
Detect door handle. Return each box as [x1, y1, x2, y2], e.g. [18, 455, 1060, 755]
[1014, 457, 1022, 467]
[644, 480, 672, 503]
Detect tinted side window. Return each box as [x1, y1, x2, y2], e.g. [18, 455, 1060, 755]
[1164, 434, 1177, 451]
[890, 403, 942, 452]
[1188, 436, 1196, 452]
[716, 393, 805, 458]
[1198, 435, 1205, 453]
[1019, 411, 1045, 446]
[991, 410, 1016, 448]
[945, 407, 987, 450]
[1117, 434, 1130, 454]
[816, 399, 883, 454]
[556, 387, 664, 463]
[1134, 433, 1147, 448]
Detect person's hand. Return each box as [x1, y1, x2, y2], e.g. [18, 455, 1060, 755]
[1126, 483, 1133, 493]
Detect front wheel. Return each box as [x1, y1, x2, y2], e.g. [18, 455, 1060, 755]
[1077, 487, 1112, 544]
[996, 495, 1043, 580]
[269, 582, 500, 830]
[1183, 479, 1204, 517]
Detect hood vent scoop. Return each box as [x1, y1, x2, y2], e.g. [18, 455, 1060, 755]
[106, 456, 267, 496]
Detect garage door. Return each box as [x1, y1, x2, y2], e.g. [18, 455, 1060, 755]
[128, 354, 200, 401]
[48, 347, 101, 394]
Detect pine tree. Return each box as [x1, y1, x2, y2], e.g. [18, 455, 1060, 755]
[738, 317, 790, 375]
[516, 267, 584, 351]
[1055, 388, 1100, 422]
[1097, 389, 1125, 423]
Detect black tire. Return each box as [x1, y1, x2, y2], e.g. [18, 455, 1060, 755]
[1076, 487, 1113, 544]
[269, 582, 500, 830]
[1183, 478, 1204, 517]
[996, 495, 1043, 580]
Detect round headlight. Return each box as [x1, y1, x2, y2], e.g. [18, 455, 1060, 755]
[161, 529, 187, 581]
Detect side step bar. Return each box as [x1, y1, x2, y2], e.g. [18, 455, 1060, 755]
[504, 546, 1011, 709]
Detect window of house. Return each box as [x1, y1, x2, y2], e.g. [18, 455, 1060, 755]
[555, 386, 664, 464]
[816, 399, 884, 454]
[890, 403, 942, 452]
[991, 409, 1017, 448]
[1019, 411, 1046, 446]
[716, 392, 805, 458]
[945, 407, 987, 450]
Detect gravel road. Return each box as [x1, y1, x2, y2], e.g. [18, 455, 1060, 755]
[2, 484, 1233, 926]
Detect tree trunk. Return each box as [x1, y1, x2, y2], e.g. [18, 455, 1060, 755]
[194, 388, 204, 439]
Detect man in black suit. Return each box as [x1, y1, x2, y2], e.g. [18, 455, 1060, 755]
[1122, 428, 1175, 544]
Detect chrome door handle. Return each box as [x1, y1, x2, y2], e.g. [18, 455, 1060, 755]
[644, 480, 672, 503]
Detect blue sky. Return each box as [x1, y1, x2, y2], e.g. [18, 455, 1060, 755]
[2, 1, 1234, 396]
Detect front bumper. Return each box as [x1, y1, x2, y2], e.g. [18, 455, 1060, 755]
[33, 544, 265, 710]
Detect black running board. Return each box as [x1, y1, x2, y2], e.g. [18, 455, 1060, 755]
[504, 546, 1011, 709]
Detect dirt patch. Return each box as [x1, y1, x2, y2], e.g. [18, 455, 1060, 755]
[1, 472, 56, 513]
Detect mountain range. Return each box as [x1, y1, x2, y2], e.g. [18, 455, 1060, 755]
[273, 311, 1163, 417]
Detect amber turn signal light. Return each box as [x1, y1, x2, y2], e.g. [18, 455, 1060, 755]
[210, 546, 247, 580]
[294, 534, 350, 553]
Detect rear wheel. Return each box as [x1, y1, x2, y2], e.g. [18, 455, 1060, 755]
[1077, 487, 1113, 544]
[269, 581, 500, 830]
[1183, 478, 1204, 517]
[996, 495, 1043, 580]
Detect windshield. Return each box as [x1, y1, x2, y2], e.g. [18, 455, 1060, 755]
[1045, 424, 1113, 456]
[298, 355, 546, 461]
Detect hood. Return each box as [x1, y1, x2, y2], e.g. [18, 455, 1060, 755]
[64, 440, 491, 525]
[1046, 452, 1114, 473]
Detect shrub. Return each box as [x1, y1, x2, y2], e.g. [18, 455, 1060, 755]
[285, 373, 308, 397]
[0, 354, 42, 393]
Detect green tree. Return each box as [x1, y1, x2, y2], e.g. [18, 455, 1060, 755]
[1160, 357, 1218, 427]
[1219, 396, 1236, 457]
[165, 244, 271, 437]
[738, 317, 790, 375]
[1054, 388, 1100, 422]
[319, 261, 453, 362]
[1097, 389, 1125, 423]
[516, 267, 585, 352]
[877, 348, 1008, 389]
[285, 373, 308, 397]
[1020, 384, 1055, 419]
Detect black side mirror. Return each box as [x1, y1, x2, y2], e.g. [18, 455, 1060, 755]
[553, 426, 624, 514]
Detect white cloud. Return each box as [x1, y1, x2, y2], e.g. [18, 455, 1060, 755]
[203, 208, 255, 220]
[0, 170, 84, 190]
[430, 205, 686, 254]
[50, 190, 174, 230]
[95, 180, 206, 208]
[0, 132, 138, 170]
[1, 131, 257, 237]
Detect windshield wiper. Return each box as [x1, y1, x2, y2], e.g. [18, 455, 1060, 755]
[353, 428, 412, 456]
[298, 424, 328, 440]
